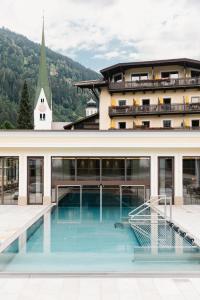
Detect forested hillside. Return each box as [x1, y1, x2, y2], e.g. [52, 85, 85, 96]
[0, 27, 100, 127]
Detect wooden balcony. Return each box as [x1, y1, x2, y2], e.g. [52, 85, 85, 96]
[109, 77, 200, 92]
[109, 103, 200, 117]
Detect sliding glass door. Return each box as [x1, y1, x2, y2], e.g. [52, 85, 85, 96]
[27, 157, 44, 204]
[158, 157, 174, 201]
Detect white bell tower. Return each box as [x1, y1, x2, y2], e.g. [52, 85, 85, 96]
[34, 18, 52, 130]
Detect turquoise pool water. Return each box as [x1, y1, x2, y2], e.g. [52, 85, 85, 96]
[0, 206, 200, 273]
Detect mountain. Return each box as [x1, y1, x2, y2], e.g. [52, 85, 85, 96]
[0, 27, 100, 127]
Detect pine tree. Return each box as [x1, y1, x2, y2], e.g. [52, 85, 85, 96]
[17, 81, 33, 129]
[0, 120, 14, 129]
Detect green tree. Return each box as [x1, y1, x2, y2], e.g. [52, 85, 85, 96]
[0, 120, 14, 129]
[17, 81, 33, 129]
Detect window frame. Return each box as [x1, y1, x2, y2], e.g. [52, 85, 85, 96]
[118, 122, 126, 129]
[131, 72, 149, 81]
[163, 120, 172, 128]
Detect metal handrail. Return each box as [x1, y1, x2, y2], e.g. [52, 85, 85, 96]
[128, 195, 173, 246]
[128, 195, 167, 219]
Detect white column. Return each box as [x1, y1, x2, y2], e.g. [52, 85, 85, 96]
[18, 154, 27, 205]
[150, 154, 158, 198]
[43, 155, 51, 205]
[174, 154, 183, 205]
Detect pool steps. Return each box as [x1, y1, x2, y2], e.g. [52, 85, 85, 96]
[128, 195, 197, 248]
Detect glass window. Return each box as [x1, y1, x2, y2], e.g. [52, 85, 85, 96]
[163, 98, 171, 105]
[28, 157, 43, 204]
[192, 120, 200, 128]
[191, 71, 200, 78]
[77, 159, 100, 181]
[51, 158, 75, 202]
[191, 97, 200, 103]
[126, 158, 150, 200]
[52, 158, 75, 181]
[163, 120, 171, 128]
[142, 121, 150, 128]
[118, 122, 126, 129]
[142, 99, 150, 106]
[161, 71, 179, 79]
[102, 159, 125, 181]
[183, 157, 200, 204]
[131, 73, 148, 81]
[118, 100, 126, 106]
[0, 157, 19, 205]
[113, 73, 122, 82]
[158, 157, 174, 200]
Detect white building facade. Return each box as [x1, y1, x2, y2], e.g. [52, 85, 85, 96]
[0, 130, 199, 206]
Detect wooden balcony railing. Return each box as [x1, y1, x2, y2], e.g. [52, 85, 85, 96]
[109, 103, 200, 117]
[109, 77, 200, 91]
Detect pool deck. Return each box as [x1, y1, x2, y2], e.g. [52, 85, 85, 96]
[0, 276, 200, 300]
[155, 205, 200, 246]
[0, 205, 52, 253]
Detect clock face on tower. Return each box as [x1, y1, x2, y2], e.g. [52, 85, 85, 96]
[38, 104, 46, 112]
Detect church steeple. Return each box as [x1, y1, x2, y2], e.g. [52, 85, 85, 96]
[35, 17, 52, 109]
[34, 17, 52, 130]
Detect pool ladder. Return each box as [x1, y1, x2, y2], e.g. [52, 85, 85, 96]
[128, 195, 172, 244]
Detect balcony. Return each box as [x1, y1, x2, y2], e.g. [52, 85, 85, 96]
[109, 77, 200, 92]
[109, 103, 200, 117]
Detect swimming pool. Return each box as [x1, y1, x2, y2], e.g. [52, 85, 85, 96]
[0, 206, 200, 273]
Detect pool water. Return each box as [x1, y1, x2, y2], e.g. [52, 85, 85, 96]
[0, 206, 200, 273]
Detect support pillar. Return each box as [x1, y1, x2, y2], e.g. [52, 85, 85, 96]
[150, 155, 158, 198]
[174, 154, 183, 205]
[18, 155, 27, 205]
[43, 155, 51, 205]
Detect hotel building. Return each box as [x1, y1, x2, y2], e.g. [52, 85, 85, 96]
[0, 26, 200, 215]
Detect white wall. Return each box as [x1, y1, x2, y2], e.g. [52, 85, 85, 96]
[34, 88, 52, 130]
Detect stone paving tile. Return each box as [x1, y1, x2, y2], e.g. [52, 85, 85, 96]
[1, 277, 200, 300]
[172, 278, 200, 300]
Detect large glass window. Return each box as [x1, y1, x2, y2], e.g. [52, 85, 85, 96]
[77, 159, 100, 181]
[0, 157, 19, 205]
[158, 157, 174, 200]
[51, 157, 151, 204]
[52, 158, 75, 181]
[28, 157, 43, 204]
[183, 157, 200, 204]
[51, 158, 75, 202]
[126, 158, 150, 200]
[102, 159, 125, 181]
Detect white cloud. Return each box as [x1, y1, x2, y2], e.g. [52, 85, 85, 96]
[0, 0, 200, 69]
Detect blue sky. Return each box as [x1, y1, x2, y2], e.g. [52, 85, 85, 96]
[0, 0, 200, 72]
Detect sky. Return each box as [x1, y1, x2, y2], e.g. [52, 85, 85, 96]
[0, 0, 200, 72]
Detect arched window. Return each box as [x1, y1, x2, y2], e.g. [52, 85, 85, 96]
[43, 113, 46, 120]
